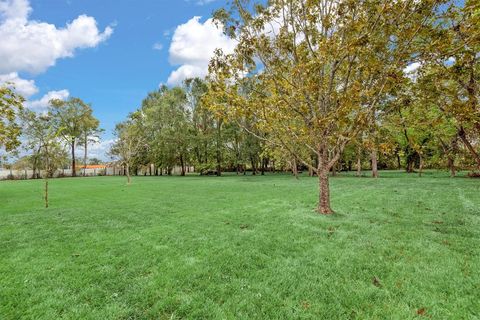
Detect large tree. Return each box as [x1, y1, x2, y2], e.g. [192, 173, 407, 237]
[143, 86, 192, 176]
[208, 0, 444, 213]
[49, 97, 98, 177]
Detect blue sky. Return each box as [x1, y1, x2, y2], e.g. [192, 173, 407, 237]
[0, 0, 233, 159]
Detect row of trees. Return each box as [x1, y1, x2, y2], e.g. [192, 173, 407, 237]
[112, 0, 479, 214]
[17, 98, 102, 179]
[110, 79, 267, 184]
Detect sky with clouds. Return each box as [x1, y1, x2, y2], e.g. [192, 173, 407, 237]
[0, 0, 236, 159]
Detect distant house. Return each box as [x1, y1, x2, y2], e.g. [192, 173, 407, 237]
[75, 165, 107, 170]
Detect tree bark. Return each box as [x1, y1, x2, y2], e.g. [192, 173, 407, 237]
[458, 127, 480, 169]
[216, 119, 222, 176]
[418, 154, 423, 177]
[180, 154, 186, 176]
[447, 157, 456, 177]
[292, 158, 299, 179]
[308, 165, 314, 177]
[83, 136, 87, 177]
[318, 167, 333, 214]
[126, 164, 131, 185]
[356, 153, 362, 177]
[71, 138, 76, 177]
[251, 157, 257, 175]
[44, 179, 49, 208]
[371, 149, 379, 178]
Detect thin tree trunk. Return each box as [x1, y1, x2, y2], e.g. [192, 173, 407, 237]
[331, 162, 337, 176]
[126, 164, 131, 185]
[216, 119, 222, 176]
[356, 153, 362, 177]
[180, 154, 186, 176]
[71, 139, 76, 177]
[458, 127, 480, 170]
[292, 158, 299, 180]
[83, 136, 87, 177]
[418, 154, 423, 177]
[447, 157, 456, 177]
[371, 149, 379, 178]
[44, 179, 49, 208]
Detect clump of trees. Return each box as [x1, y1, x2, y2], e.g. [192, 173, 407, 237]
[109, 82, 267, 178]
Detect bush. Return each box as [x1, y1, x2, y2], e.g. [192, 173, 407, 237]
[467, 172, 480, 178]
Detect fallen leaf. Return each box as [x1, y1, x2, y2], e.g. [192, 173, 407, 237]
[372, 276, 382, 287]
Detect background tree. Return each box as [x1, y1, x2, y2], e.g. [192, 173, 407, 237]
[110, 113, 148, 184]
[49, 97, 97, 177]
[21, 110, 66, 207]
[418, 1, 480, 170]
[0, 85, 24, 152]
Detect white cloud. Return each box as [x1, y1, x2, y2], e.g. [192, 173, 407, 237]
[25, 89, 70, 110]
[185, 0, 217, 5]
[0, 72, 38, 97]
[77, 138, 116, 161]
[167, 16, 237, 85]
[0, 0, 113, 74]
[153, 42, 163, 51]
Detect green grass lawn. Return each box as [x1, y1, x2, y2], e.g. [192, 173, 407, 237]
[1, 171, 479, 319]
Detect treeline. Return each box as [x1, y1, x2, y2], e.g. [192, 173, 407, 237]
[111, 73, 479, 179]
[110, 79, 268, 179]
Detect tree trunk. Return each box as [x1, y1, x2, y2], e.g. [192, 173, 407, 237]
[71, 139, 76, 177]
[180, 154, 186, 176]
[216, 119, 222, 177]
[406, 160, 415, 173]
[331, 162, 337, 176]
[356, 154, 362, 177]
[292, 158, 299, 179]
[126, 164, 131, 185]
[308, 165, 314, 177]
[371, 149, 379, 178]
[318, 167, 333, 214]
[83, 137, 87, 177]
[447, 157, 456, 177]
[44, 178, 49, 208]
[251, 157, 257, 175]
[458, 127, 480, 170]
[418, 154, 424, 177]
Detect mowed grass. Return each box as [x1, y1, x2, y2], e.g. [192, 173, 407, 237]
[0, 172, 479, 319]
